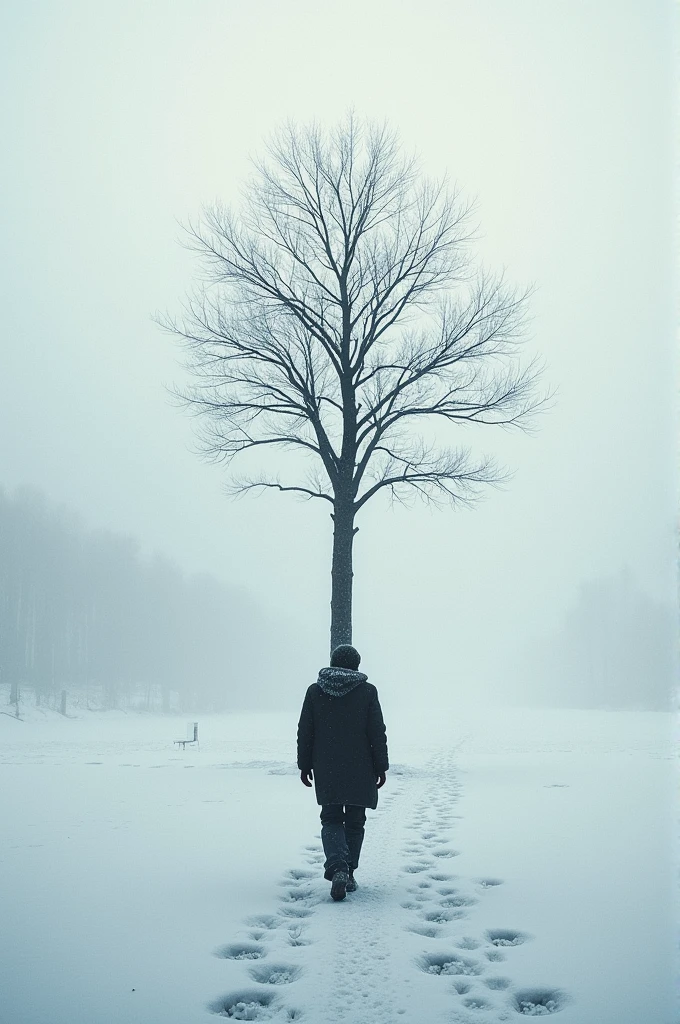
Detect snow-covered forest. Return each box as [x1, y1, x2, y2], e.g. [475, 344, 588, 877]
[0, 487, 295, 713]
[530, 571, 676, 711]
[3, 484, 671, 715]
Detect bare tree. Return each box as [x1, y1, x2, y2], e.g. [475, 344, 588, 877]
[162, 116, 546, 651]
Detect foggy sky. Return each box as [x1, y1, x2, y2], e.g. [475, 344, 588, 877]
[1, 0, 675, 708]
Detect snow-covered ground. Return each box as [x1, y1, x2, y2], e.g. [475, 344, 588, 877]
[0, 704, 676, 1024]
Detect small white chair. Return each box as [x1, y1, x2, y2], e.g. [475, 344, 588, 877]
[174, 721, 199, 750]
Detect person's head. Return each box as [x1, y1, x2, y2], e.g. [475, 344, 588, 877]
[330, 644, 361, 671]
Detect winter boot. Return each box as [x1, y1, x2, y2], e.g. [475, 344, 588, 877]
[346, 870, 357, 893]
[330, 869, 348, 901]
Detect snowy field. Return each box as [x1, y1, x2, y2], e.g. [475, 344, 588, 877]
[0, 704, 676, 1024]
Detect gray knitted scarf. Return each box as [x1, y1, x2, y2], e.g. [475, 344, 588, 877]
[316, 666, 368, 697]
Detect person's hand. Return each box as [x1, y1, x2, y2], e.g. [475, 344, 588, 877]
[300, 769, 313, 787]
[377, 772, 387, 789]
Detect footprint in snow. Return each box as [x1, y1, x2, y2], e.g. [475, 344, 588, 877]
[483, 976, 511, 990]
[417, 952, 484, 976]
[511, 987, 569, 1015]
[462, 995, 492, 1010]
[451, 978, 474, 994]
[207, 991, 273, 1019]
[215, 942, 266, 961]
[423, 833, 450, 845]
[432, 847, 460, 859]
[245, 914, 280, 931]
[247, 963, 302, 985]
[285, 869, 315, 881]
[475, 877, 504, 888]
[277, 906, 313, 919]
[407, 924, 442, 938]
[286, 924, 310, 947]
[486, 929, 529, 947]
[279, 888, 316, 904]
[440, 894, 478, 909]
[207, 989, 301, 1020]
[420, 908, 466, 923]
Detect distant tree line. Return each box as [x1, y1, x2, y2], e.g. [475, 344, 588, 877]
[0, 487, 292, 712]
[534, 569, 676, 710]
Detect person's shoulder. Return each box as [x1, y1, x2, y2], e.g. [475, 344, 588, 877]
[364, 681, 379, 697]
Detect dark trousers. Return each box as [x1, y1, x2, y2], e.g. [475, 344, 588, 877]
[320, 804, 367, 879]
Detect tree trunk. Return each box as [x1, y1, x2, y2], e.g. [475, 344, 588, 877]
[107, 680, 118, 710]
[330, 501, 356, 652]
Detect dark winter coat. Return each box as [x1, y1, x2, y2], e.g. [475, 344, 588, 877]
[297, 668, 389, 810]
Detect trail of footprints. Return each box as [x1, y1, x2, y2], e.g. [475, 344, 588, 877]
[205, 781, 410, 1021]
[209, 859, 319, 1020]
[207, 755, 569, 1020]
[209, 832, 345, 1021]
[400, 754, 569, 1019]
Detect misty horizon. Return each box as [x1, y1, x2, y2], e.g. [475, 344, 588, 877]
[1, 1, 675, 712]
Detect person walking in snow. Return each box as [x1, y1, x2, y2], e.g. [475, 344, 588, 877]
[297, 644, 389, 901]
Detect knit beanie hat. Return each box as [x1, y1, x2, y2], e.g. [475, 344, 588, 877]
[330, 644, 361, 671]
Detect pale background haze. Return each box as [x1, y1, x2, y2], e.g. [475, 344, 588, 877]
[1, 0, 675, 710]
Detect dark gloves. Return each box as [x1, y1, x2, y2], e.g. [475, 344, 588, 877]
[300, 768, 386, 788]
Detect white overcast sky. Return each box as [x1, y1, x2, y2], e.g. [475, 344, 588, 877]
[0, 0, 675, 705]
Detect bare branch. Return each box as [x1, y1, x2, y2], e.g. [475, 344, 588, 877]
[230, 478, 334, 503]
[162, 114, 546, 525]
[354, 445, 507, 511]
